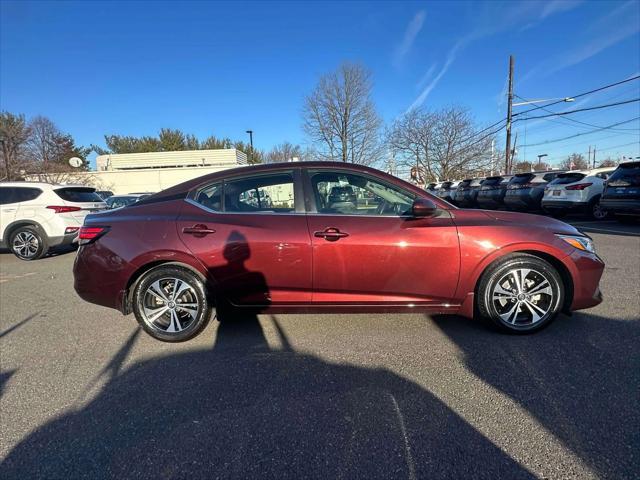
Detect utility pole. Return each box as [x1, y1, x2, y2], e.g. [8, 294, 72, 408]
[505, 55, 514, 175]
[588, 145, 591, 168]
[245, 130, 254, 163]
[593, 146, 596, 168]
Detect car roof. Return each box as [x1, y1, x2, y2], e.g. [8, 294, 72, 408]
[147, 161, 434, 202]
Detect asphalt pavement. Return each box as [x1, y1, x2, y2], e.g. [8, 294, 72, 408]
[0, 221, 638, 479]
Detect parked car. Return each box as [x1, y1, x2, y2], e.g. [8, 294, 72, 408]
[476, 175, 512, 209]
[601, 161, 640, 222]
[425, 182, 442, 195]
[504, 171, 565, 212]
[105, 193, 151, 209]
[326, 185, 357, 212]
[436, 181, 460, 205]
[454, 178, 484, 208]
[541, 167, 614, 219]
[0, 182, 107, 260]
[95, 190, 114, 200]
[73, 162, 604, 342]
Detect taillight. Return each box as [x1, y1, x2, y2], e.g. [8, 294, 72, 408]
[78, 226, 109, 244]
[65, 227, 80, 235]
[47, 205, 82, 214]
[565, 183, 593, 191]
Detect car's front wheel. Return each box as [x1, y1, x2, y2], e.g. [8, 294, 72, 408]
[132, 265, 213, 342]
[10, 226, 48, 260]
[477, 254, 564, 333]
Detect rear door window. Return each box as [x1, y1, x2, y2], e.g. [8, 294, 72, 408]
[54, 187, 103, 203]
[607, 163, 640, 187]
[224, 172, 295, 213]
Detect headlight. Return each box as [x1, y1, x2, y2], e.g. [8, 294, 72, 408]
[557, 234, 595, 254]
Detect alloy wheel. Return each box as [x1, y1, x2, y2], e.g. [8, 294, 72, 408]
[592, 201, 607, 220]
[141, 277, 200, 333]
[12, 231, 39, 259]
[491, 267, 554, 326]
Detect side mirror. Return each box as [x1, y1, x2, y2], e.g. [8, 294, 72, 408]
[412, 198, 437, 217]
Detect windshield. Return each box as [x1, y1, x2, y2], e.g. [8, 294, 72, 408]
[549, 173, 586, 185]
[54, 187, 103, 203]
[607, 163, 640, 187]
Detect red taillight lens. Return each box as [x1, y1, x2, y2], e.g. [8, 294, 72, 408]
[565, 183, 593, 191]
[78, 226, 109, 244]
[47, 205, 82, 214]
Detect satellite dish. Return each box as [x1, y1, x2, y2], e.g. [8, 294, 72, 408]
[69, 157, 83, 168]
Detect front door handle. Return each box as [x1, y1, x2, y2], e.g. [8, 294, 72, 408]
[182, 224, 216, 237]
[314, 227, 349, 241]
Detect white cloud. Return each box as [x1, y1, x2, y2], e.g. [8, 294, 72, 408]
[416, 63, 437, 90]
[394, 10, 426, 66]
[541, 0, 582, 19]
[521, 0, 640, 81]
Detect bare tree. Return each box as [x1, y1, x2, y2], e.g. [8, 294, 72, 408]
[27, 116, 89, 173]
[266, 142, 304, 163]
[560, 153, 589, 171]
[598, 158, 617, 168]
[0, 111, 31, 181]
[387, 106, 495, 182]
[302, 63, 383, 165]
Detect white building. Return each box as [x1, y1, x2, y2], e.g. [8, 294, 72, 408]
[28, 149, 247, 195]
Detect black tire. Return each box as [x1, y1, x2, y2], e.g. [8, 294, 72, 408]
[132, 265, 213, 342]
[588, 195, 608, 220]
[476, 253, 564, 334]
[9, 225, 48, 261]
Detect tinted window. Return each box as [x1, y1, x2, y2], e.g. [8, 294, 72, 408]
[542, 172, 561, 182]
[0, 187, 42, 204]
[549, 173, 586, 185]
[310, 170, 414, 216]
[55, 187, 103, 203]
[607, 163, 640, 187]
[106, 196, 138, 209]
[482, 176, 503, 186]
[193, 183, 222, 211]
[225, 173, 295, 213]
[510, 174, 535, 184]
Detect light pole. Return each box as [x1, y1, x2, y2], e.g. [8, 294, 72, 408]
[245, 130, 254, 163]
[537, 153, 548, 170]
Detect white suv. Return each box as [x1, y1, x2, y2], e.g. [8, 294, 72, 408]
[0, 182, 107, 260]
[541, 167, 615, 220]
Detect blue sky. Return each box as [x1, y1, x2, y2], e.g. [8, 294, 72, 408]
[1, 0, 639, 168]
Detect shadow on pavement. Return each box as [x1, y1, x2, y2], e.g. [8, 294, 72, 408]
[0, 312, 40, 339]
[1, 311, 536, 479]
[433, 312, 640, 480]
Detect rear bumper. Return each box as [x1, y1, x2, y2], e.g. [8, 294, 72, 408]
[541, 200, 589, 212]
[600, 198, 640, 215]
[476, 194, 506, 208]
[504, 190, 544, 209]
[48, 232, 79, 248]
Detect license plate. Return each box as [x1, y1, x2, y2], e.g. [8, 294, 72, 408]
[552, 190, 561, 196]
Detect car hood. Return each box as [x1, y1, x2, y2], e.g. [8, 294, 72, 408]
[479, 210, 579, 235]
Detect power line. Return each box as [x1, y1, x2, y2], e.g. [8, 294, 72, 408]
[514, 74, 640, 117]
[514, 94, 640, 132]
[519, 117, 640, 147]
[515, 98, 640, 121]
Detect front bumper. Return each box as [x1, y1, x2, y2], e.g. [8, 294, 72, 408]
[563, 249, 605, 311]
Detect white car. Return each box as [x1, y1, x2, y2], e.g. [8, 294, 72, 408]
[0, 182, 107, 260]
[541, 167, 615, 220]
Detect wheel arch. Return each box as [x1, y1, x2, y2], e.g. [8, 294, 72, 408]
[459, 247, 575, 319]
[4, 219, 47, 241]
[122, 259, 210, 315]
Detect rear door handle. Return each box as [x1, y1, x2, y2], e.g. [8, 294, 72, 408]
[182, 224, 216, 236]
[314, 227, 349, 241]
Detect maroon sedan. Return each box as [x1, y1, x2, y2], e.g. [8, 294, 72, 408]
[73, 162, 604, 342]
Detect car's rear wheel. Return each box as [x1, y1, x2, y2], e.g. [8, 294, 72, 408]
[10, 226, 48, 261]
[589, 196, 607, 220]
[132, 265, 213, 342]
[477, 254, 564, 333]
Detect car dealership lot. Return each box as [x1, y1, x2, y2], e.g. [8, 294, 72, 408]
[1, 223, 639, 479]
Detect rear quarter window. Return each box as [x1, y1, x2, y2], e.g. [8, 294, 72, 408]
[0, 187, 42, 204]
[54, 187, 103, 203]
